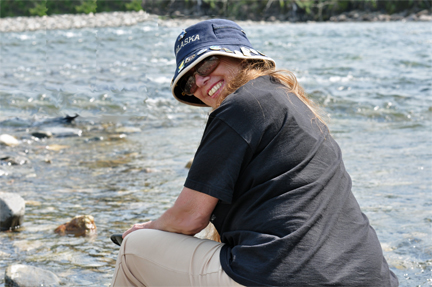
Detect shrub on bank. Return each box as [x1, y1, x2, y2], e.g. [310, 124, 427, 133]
[0, 0, 431, 21]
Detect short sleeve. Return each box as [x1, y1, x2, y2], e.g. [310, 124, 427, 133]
[185, 117, 252, 204]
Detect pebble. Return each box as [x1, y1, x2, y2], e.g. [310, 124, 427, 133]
[5, 264, 60, 287]
[0, 192, 25, 231]
[0, 134, 20, 147]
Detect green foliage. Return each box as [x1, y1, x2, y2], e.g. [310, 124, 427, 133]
[279, 0, 285, 9]
[0, 0, 430, 18]
[75, 0, 97, 14]
[29, 0, 47, 16]
[295, 0, 313, 14]
[125, 0, 143, 11]
[203, 0, 217, 10]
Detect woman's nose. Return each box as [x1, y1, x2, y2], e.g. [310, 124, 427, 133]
[195, 73, 209, 88]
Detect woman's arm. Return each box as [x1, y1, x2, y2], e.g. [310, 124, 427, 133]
[122, 187, 219, 238]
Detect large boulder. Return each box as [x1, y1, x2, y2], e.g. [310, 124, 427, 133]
[0, 192, 25, 231]
[5, 264, 60, 287]
[54, 215, 96, 236]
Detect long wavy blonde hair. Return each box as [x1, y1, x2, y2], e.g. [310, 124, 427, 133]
[217, 59, 325, 125]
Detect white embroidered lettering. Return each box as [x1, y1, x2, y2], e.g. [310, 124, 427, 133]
[175, 34, 200, 55]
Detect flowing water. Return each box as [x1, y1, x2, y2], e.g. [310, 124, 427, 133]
[0, 19, 431, 286]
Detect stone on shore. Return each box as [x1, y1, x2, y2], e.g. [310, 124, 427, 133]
[40, 127, 82, 138]
[54, 215, 96, 236]
[0, 192, 25, 231]
[0, 134, 20, 147]
[5, 264, 60, 287]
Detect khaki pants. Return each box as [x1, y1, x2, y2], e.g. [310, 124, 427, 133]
[111, 229, 244, 287]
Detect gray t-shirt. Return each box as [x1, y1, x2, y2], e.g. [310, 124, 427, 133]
[185, 76, 398, 286]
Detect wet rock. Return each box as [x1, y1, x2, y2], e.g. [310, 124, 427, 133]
[185, 158, 193, 169]
[1, 115, 78, 129]
[0, 134, 20, 147]
[108, 134, 127, 141]
[0, 156, 28, 166]
[31, 131, 53, 139]
[45, 144, 69, 151]
[0, 192, 25, 231]
[40, 127, 82, 137]
[25, 200, 41, 206]
[115, 126, 142, 134]
[54, 215, 96, 236]
[80, 156, 132, 168]
[13, 240, 43, 252]
[40, 114, 79, 126]
[5, 264, 60, 287]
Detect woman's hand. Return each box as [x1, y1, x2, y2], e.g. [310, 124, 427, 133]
[123, 221, 153, 238]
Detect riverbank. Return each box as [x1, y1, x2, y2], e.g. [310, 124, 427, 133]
[0, 9, 431, 33]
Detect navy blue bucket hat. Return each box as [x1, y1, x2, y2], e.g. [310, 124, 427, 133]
[170, 19, 275, 107]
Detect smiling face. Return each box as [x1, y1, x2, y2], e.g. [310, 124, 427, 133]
[191, 56, 242, 109]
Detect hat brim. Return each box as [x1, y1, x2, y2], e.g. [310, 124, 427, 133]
[171, 49, 275, 107]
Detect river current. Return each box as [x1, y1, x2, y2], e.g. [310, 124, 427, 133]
[0, 19, 431, 286]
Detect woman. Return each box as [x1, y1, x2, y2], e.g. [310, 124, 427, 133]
[111, 19, 398, 286]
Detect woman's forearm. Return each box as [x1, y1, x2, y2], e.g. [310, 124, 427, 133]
[123, 187, 218, 238]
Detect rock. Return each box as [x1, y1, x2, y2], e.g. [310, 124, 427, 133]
[419, 14, 432, 21]
[378, 14, 391, 21]
[185, 158, 193, 169]
[41, 114, 79, 126]
[390, 14, 405, 21]
[416, 9, 430, 17]
[0, 156, 28, 166]
[54, 215, 96, 236]
[31, 131, 53, 139]
[338, 14, 348, 21]
[0, 134, 20, 147]
[0, 192, 25, 231]
[5, 264, 60, 287]
[114, 127, 142, 133]
[25, 200, 41, 206]
[45, 144, 69, 151]
[108, 134, 127, 141]
[40, 127, 82, 137]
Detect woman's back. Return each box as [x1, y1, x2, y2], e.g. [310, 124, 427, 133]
[186, 75, 398, 286]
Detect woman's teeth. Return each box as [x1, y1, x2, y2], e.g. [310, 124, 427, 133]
[208, 82, 222, 97]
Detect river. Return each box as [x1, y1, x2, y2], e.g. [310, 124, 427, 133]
[0, 19, 431, 286]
